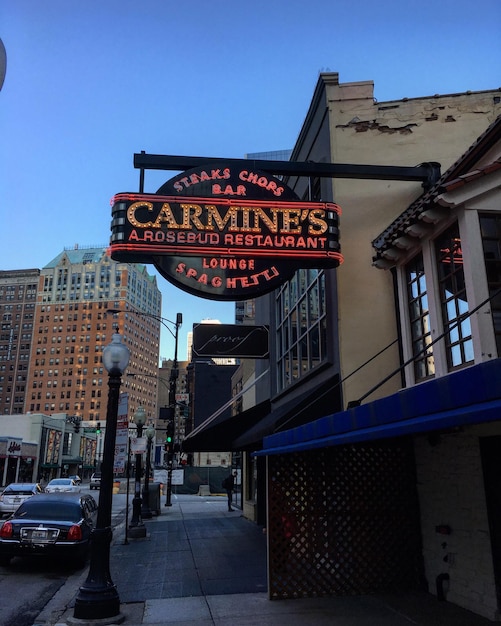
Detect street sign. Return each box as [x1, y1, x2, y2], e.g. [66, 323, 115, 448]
[130, 437, 147, 454]
[114, 392, 129, 473]
[172, 469, 184, 485]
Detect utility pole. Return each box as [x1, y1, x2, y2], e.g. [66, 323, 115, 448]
[165, 312, 182, 506]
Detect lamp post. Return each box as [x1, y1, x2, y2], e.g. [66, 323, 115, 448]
[141, 422, 155, 519]
[129, 406, 147, 538]
[166, 312, 182, 507]
[73, 332, 129, 621]
[107, 306, 182, 508]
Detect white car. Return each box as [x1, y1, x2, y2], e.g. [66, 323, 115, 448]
[45, 478, 80, 493]
[90, 472, 101, 490]
[0, 483, 44, 516]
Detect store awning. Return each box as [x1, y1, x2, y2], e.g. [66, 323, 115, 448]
[182, 375, 341, 453]
[234, 376, 340, 450]
[255, 358, 501, 456]
[182, 399, 271, 452]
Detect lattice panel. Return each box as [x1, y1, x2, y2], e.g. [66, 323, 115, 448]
[268, 440, 423, 599]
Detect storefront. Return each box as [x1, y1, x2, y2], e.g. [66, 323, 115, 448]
[0, 437, 38, 486]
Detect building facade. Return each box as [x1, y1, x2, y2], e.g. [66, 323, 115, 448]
[0, 269, 39, 415]
[156, 357, 189, 464]
[0, 412, 97, 486]
[24, 245, 162, 427]
[253, 79, 501, 618]
[183, 75, 501, 619]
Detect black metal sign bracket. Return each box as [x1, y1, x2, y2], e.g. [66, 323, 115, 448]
[133, 151, 441, 193]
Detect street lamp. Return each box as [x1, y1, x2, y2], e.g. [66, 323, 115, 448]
[165, 312, 182, 506]
[129, 405, 147, 538]
[107, 306, 182, 507]
[141, 422, 155, 519]
[74, 332, 130, 621]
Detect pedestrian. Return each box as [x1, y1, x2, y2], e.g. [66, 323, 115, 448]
[223, 471, 237, 511]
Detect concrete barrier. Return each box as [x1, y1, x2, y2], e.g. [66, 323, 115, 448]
[197, 484, 211, 496]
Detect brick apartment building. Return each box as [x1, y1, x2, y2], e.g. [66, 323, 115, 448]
[20, 245, 162, 426]
[0, 269, 39, 414]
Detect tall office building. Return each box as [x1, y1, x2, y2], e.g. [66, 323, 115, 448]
[0, 269, 40, 414]
[244, 149, 292, 161]
[236, 149, 291, 326]
[157, 358, 189, 453]
[24, 246, 162, 425]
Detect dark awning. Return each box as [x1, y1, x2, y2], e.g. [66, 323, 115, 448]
[182, 375, 340, 453]
[182, 399, 271, 452]
[255, 358, 501, 456]
[234, 376, 340, 450]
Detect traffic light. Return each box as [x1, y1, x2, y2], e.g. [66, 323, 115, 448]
[96, 422, 101, 434]
[166, 419, 174, 444]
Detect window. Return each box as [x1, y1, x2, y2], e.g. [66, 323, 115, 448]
[406, 253, 434, 380]
[480, 213, 501, 355]
[436, 223, 473, 369]
[63, 432, 73, 455]
[275, 269, 327, 391]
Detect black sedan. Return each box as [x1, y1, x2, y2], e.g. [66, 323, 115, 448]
[0, 492, 97, 567]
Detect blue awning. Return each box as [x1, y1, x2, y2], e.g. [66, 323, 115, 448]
[255, 358, 501, 456]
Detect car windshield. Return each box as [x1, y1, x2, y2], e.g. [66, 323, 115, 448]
[15, 501, 82, 522]
[3, 487, 34, 495]
[49, 479, 71, 485]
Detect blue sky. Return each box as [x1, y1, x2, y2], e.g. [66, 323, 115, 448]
[1, 0, 500, 361]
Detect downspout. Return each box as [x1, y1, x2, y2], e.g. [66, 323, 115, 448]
[391, 266, 406, 388]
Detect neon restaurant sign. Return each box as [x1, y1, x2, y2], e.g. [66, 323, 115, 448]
[110, 162, 343, 300]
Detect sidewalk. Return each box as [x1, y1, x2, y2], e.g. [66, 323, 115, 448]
[34, 494, 495, 625]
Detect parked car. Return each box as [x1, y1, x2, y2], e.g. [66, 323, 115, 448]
[0, 492, 98, 566]
[0, 483, 44, 516]
[45, 478, 80, 493]
[68, 475, 81, 485]
[90, 472, 101, 490]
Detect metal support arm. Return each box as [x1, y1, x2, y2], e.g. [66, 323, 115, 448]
[133, 152, 441, 190]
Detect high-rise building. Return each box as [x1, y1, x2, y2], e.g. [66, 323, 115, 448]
[157, 358, 189, 458]
[24, 245, 162, 425]
[0, 269, 40, 414]
[245, 149, 292, 161]
[237, 149, 291, 327]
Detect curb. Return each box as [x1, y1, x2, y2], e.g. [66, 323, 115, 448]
[32, 507, 129, 626]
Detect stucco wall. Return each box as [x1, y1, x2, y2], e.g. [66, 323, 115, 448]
[324, 79, 501, 407]
[414, 426, 500, 620]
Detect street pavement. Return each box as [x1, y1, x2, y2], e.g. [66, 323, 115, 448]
[32, 493, 496, 625]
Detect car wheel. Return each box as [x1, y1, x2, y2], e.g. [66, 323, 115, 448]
[0, 555, 12, 566]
